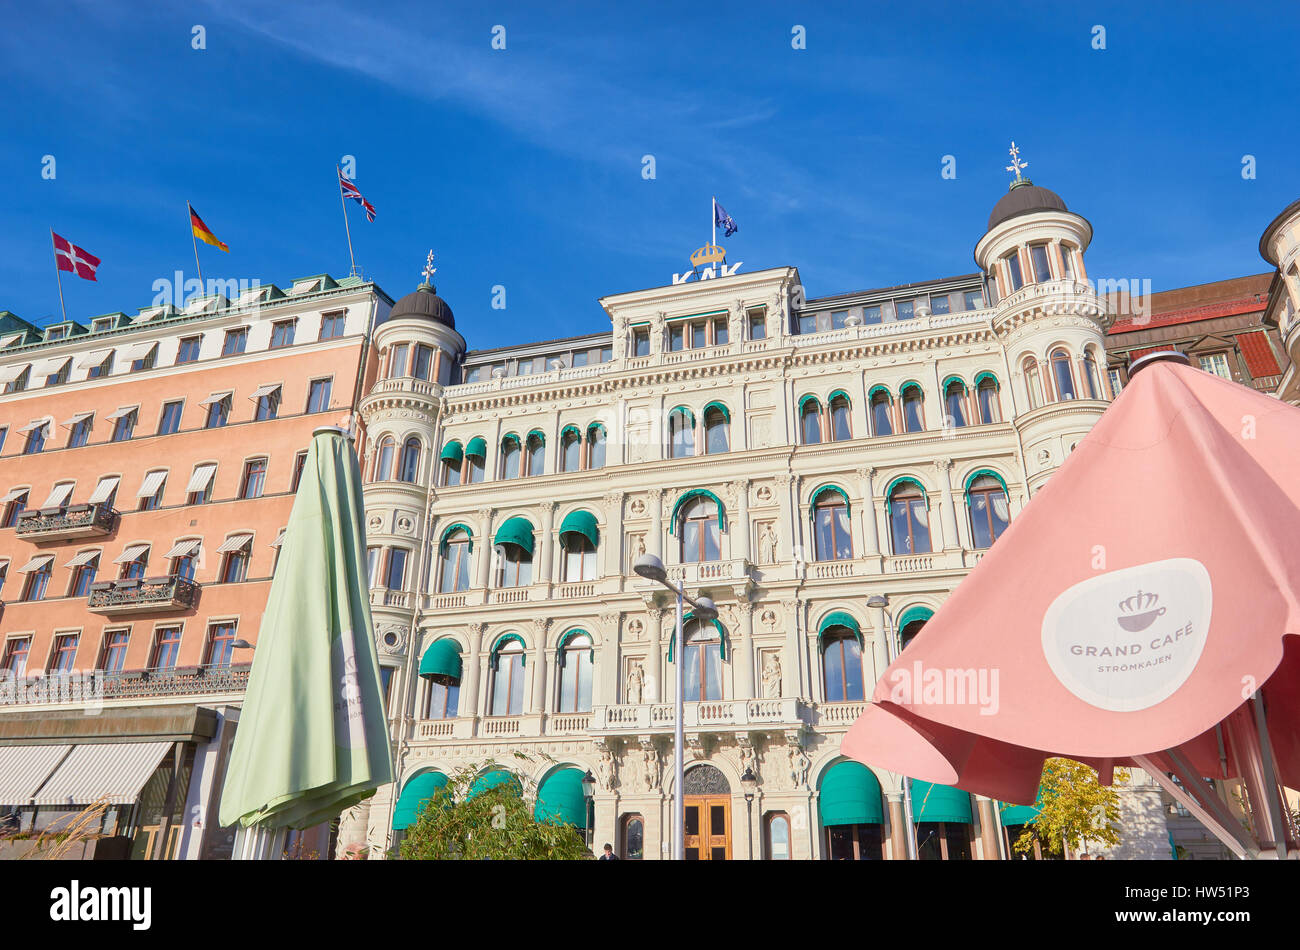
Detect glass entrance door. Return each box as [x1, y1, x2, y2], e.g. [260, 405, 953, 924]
[684, 796, 731, 860]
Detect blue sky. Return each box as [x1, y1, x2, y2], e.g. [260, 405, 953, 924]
[2, 1, 1296, 349]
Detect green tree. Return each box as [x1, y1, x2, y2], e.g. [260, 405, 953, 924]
[398, 762, 588, 861]
[1006, 758, 1127, 858]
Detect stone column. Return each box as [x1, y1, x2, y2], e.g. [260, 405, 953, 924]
[462, 622, 484, 718]
[536, 502, 556, 585]
[781, 598, 804, 699]
[603, 491, 624, 578]
[869, 604, 891, 687]
[775, 473, 797, 569]
[596, 611, 621, 706]
[977, 796, 1001, 860]
[934, 458, 959, 551]
[476, 507, 495, 589]
[648, 488, 664, 559]
[886, 793, 908, 860]
[731, 479, 750, 562]
[646, 604, 665, 703]
[531, 618, 551, 715]
[856, 466, 880, 556]
[734, 599, 755, 699]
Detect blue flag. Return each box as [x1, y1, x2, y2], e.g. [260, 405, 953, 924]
[714, 200, 739, 237]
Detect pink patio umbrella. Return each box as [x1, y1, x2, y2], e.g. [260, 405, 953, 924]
[844, 352, 1300, 859]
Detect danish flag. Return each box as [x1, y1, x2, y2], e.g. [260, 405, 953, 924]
[338, 170, 376, 222]
[52, 232, 101, 281]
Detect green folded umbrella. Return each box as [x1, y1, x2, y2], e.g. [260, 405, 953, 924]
[219, 426, 393, 830]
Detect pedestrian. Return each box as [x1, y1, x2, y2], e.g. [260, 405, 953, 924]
[598, 842, 619, 861]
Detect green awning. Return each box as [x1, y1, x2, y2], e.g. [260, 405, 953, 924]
[828, 389, 852, 405]
[810, 484, 851, 516]
[526, 428, 546, 445]
[439, 440, 463, 463]
[534, 767, 589, 828]
[973, 371, 1000, 390]
[868, 384, 893, 402]
[668, 405, 695, 426]
[392, 771, 449, 829]
[817, 611, 862, 645]
[557, 629, 595, 663]
[560, 424, 581, 441]
[911, 780, 972, 823]
[501, 433, 520, 449]
[818, 761, 883, 825]
[897, 605, 935, 632]
[558, 509, 599, 548]
[467, 769, 520, 800]
[941, 374, 968, 393]
[964, 467, 1009, 494]
[586, 422, 606, 440]
[489, 633, 527, 670]
[999, 801, 1041, 826]
[899, 380, 924, 397]
[494, 516, 535, 554]
[798, 394, 821, 412]
[884, 475, 927, 499]
[465, 436, 488, 458]
[668, 488, 726, 536]
[419, 639, 462, 680]
[667, 614, 728, 661]
[702, 401, 730, 422]
[438, 522, 473, 553]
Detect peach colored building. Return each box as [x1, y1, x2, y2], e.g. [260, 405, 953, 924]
[0, 274, 389, 859]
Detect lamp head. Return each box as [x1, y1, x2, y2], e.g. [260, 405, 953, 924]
[633, 553, 667, 583]
[867, 595, 889, 609]
[692, 596, 719, 622]
[581, 770, 596, 796]
[740, 767, 757, 793]
[232, 639, 255, 650]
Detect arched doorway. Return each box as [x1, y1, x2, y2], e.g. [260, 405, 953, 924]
[682, 764, 731, 860]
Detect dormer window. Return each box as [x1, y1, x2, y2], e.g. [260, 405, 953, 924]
[46, 325, 68, 341]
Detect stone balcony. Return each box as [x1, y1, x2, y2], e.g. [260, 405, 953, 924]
[15, 503, 118, 542]
[87, 575, 200, 616]
[589, 697, 806, 735]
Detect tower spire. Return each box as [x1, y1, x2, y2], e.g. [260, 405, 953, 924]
[1006, 141, 1031, 188]
[420, 250, 437, 291]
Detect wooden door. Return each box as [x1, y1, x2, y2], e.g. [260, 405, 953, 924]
[684, 795, 731, 860]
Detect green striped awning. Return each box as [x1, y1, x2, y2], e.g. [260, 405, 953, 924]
[558, 509, 599, 548]
[419, 639, 462, 680]
[911, 781, 972, 823]
[819, 761, 883, 825]
[534, 767, 589, 828]
[392, 771, 449, 830]
[494, 516, 535, 554]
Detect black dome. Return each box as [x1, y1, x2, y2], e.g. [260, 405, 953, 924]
[390, 282, 454, 329]
[987, 180, 1068, 231]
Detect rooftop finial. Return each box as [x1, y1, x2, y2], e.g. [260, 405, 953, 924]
[1006, 141, 1030, 188]
[420, 250, 437, 289]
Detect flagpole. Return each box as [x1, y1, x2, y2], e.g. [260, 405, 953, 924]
[712, 196, 716, 248]
[188, 202, 203, 283]
[337, 166, 358, 278]
[49, 228, 68, 324]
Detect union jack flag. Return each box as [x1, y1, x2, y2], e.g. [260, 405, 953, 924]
[338, 169, 376, 222]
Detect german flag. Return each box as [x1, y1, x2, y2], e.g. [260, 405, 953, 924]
[189, 203, 229, 252]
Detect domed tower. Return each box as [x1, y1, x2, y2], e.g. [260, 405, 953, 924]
[973, 144, 1111, 492]
[357, 252, 465, 711]
[1259, 198, 1300, 405]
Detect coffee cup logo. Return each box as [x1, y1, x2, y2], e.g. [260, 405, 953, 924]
[1041, 558, 1212, 712]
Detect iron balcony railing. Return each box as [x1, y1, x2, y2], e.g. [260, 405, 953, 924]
[0, 663, 251, 706]
[87, 575, 201, 614]
[15, 503, 118, 540]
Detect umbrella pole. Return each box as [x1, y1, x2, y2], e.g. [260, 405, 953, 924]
[1134, 754, 1253, 859]
[1226, 695, 1295, 858]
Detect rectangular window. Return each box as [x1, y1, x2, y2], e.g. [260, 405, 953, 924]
[6, 366, 29, 393]
[319, 311, 346, 340]
[221, 547, 249, 584]
[152, 627, 182, 670]
[366, 547, 380, 586]
[633, 328, 650, 356]
[138, 471, 166, 511]
[572, 350, 588, 368]
[690, 322, 706, 349]
[205, 395, 231, 429]
[964, 290, 985, 310]
[465, 366, 482, 383]
[112, 410, 137, 442]
[291, 451, 308, 492]
[388, 343, 409, 378]
[68, 416, 93, 448]
[87, 352, 113, 378]
[748, 313, 766, 339]
[46, 326, 68, 342]
[22, 559, 52, 601]
[240, 458, 268, 499]
[1006, 253, 1024, 291]
[669, 325, 685, 351]
[131, 345, 157, 372]
[797, 313, 817, 335]
[895, 300, 915, 321]
[599, 346, 612, 363]
[306, 378, 332, 413]
[0, 426, 6, 453]
[100, 630, 129, 673]
[176, 336, 202, 363]
[254, 387, 281, 422]
[412, 344, 434, 381]
[862, 305, 882, 325]
[46, 360, 71, 386]
[1, 637, 30, 677]
[1108, 369, 1123, 396]
[205, 622, 237, 668]
[158, 400, 184, 435]
[50, 634, 79, 674]
[270, 319, 296, 348]
[1199, 353, 1232, 379]
[222, 328, 248, 356]
[385, 548, 408, 591]
[929, 295, 950, 315]
[186, 463, 216, 505]
[71, 555, 99, 597]
[1058, 245, 1075, 279]
[3, 492, 28, 527]
[831, 310, 849, 329]
[713, 317, 728, 345]
[1030, 244, 1052, 283]
[23, 424, 48, 455]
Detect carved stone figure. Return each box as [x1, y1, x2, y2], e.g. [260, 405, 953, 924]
[642, 744, 660, 790]
[759, 524, 779, 564]
[634, 534, 647, 559]
[596, 747, 618, 791]
[789, 745, 811, 788]
[762, 653, 782, 699]
[625, 661, 645, 705]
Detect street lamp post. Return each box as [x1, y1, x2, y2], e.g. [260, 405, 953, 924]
[867, 593, 917, 860]
[741, 766, 757, 860]
[632, 554, 717, 861]
[580, 770, 596, 852]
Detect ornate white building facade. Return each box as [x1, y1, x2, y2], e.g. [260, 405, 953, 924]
[350, 179, 1129, 860]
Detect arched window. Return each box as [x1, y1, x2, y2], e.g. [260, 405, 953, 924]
[501, 435, 521, 479]
[559, 510, 599, 582]
[419, 639, 462, 720]
[1051, 348, 1076, 400]
[439, 528, 472, 592]
[976, 375, 1001, 424]
[489, 638, 526, 716]
[560, 427, 581, 472]
[374, 437, 395, 481]
[764, 812, 791, 860]
[1083, 349, 1101, 399]
[913, 781, 973, 860]
[1023, 358, 1043, 409]
[622, 814, 645, 860]
[558, 632, 594, 713]
[669, 408, 695, 458]
[822, 627, 865, 702]
[465, 438, 487, 483]
[870, 389, 893, 437]
[943, 380, 967, 428]
[968, 475, 1011, 549]
[703, 404, 729, 454]
[888, 480, 931, 555]
[424, 673, 460, 719]
[587, 425, 606, 470]
[819, 761, 884, 860]
[494, 516, 535, 588]
[901, 385, 925, 433]
[440, 441, 462, 487]
[681, 619, 723, 701]
[898, 607, 933, 651]
[679, 495, 721, 563]
[799, 398, 822, 445]
[812, 488, 853, 561]
[526, 432, 546, 476]
[398, 438, 421, 482]
[829, 393, 852, 441]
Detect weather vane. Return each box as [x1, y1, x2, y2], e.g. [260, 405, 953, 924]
[422, 250, 437, 285]
[1006, 141, 1028, 183]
